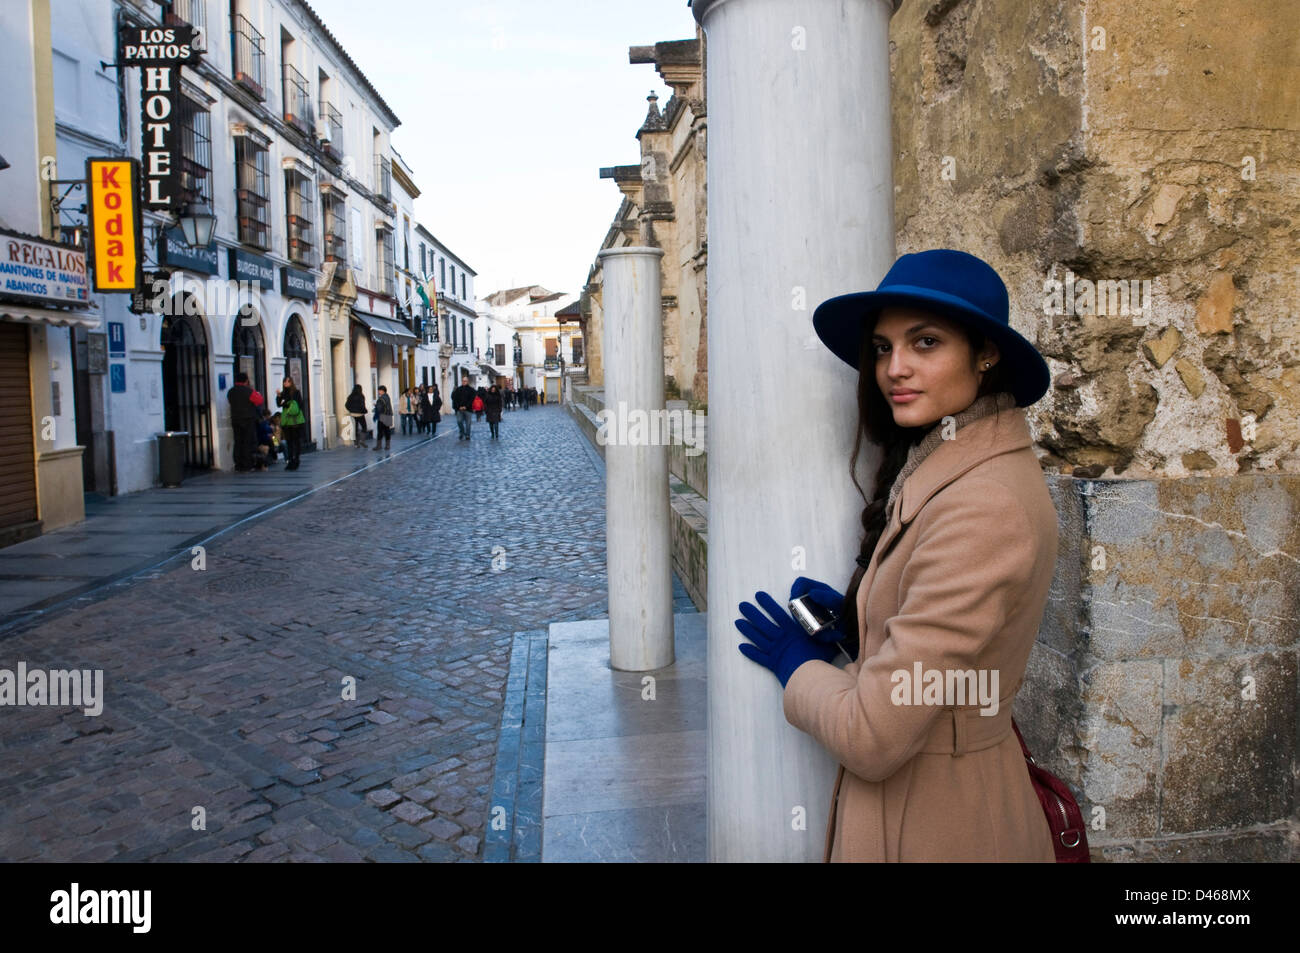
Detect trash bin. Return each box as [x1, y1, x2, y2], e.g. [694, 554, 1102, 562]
[157, 431, 189, 487]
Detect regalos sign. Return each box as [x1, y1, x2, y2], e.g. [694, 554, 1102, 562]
[86, 158, 143, 293]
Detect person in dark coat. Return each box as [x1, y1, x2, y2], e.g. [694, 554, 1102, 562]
[344, 384, 369, 447]
[485, 384, 503, 439]
[228, 371, 258, 471]
[418, 386, 439, 436]
[372, 384, 394, 451]
[451, 374, 476, 440]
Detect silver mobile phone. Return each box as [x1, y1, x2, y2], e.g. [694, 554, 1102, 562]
[789, 594, 839, 637]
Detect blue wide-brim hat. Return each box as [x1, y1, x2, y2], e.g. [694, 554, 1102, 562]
[812, 249, 1051, 407]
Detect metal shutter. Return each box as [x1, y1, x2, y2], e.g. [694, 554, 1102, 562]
[0, 323, 38, 530]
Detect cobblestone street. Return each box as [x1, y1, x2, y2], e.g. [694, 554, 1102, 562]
[0, 406, 607, 862]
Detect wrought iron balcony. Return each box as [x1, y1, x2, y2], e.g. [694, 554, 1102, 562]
[231, 14, 265, 100]
[283, 64, 313, 133]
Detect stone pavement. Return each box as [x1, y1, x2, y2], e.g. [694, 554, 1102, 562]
[0, 429, 435, 626]
[0, 404, 609, 862]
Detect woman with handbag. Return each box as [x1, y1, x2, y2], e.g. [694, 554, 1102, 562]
[372, 384, 395, 452]
[734, 249, 1074, 862]
[276, 375, 306, 470]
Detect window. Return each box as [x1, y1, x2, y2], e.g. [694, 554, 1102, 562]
[231, 13, 266, 99]
[460, 319, 466, 348]
[320, 186, 346, 263]
[165, 0, 206, 33]
[469, 323, 474, 352]
[448, 265, 455, 299]
[285, 170, 314, 266]
[176, 95, 212, 209]
[439, 257, 445, 290]
[319, 74, 342, 157]
[461, 273, 466, 298]
[374, 226, 395, 295]
[235, 135, 270, 249]
[403, 217, 411, 271]
[495, 343, 505, 366]
[419, 243, 426, 276]
[571, 338, 583, 364]
[282, 64, 312, 133]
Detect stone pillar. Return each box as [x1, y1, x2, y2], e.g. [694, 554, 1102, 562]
[597, 246, 675, 671]
[693, 0, 897, 861]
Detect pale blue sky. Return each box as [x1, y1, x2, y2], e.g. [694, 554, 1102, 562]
[308, 0, 697, 299]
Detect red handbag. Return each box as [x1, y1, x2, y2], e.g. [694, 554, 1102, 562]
[1012, 719, 1090, 862]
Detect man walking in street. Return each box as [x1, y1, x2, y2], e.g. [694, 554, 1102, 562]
[451, 373, 476, 440]
[228, 372, 259, 471]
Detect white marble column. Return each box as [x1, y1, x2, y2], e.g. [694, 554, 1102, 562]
[694, 0, 897, 861]
[597, 247, 675, 672]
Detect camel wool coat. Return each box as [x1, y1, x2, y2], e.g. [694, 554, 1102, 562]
[783, 403, 1058, 862]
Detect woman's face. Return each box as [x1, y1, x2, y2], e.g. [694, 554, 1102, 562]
[871, 307, 999, 429]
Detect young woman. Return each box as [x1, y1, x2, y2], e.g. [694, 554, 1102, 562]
[485, 383, 503, 439]
[344, 384, 369, 448]
[276, 375, 306, 470]
[734, 249, 1059, 863]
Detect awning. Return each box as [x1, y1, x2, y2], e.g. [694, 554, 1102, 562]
[352, 310, 418, 346]
[0, 304, 100, 329]
[479, 364, 500, 377]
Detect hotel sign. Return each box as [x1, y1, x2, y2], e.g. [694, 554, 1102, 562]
[86, 158, 143, 293]
[117, 24, 202, 211]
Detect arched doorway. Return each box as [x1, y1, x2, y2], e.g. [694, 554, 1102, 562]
[283, 315, 313, 449]
[161, 309, 213, 469]
[232, 309, 266, 399]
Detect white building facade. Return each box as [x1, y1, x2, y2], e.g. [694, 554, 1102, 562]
[46, 0, 407, 491]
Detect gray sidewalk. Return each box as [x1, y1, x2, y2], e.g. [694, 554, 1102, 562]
[0, 430, 445, 630]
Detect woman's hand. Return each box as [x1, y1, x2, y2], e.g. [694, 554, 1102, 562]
[735, 590, 838, 688]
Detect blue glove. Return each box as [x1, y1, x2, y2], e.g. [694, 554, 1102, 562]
[789, 575, 847, 643]
[735, 590, 838, 687]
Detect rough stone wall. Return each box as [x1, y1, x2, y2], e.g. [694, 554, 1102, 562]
[891, 0, 1300, 859]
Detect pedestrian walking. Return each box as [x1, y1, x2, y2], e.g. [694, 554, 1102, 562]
[474, 386, 487, 422]
[451, 373, 476, 440]
[276, 375, 306, 470]
[734, 249, 1060, 863]
[400, 387, 416, 435]
[344, 384, 369, 448]
[485, 383, 503, 439]
[418, 386, 438, 436]
[227, 371, 259, 471]
[372, 385, 394, 451]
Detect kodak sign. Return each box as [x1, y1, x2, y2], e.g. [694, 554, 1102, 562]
[86, 158, 143, 293]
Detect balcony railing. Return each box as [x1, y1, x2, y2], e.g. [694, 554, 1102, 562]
[282, 64, 313, 133]
[374, 156, 392, 202]
[286, 175, 314, 268]
[319, 100, 343, 155]
[165, 0, 207, 35]
[231, 14, 265, 100]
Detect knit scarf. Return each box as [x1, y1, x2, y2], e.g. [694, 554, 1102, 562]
[884, 390, 1018, 519]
